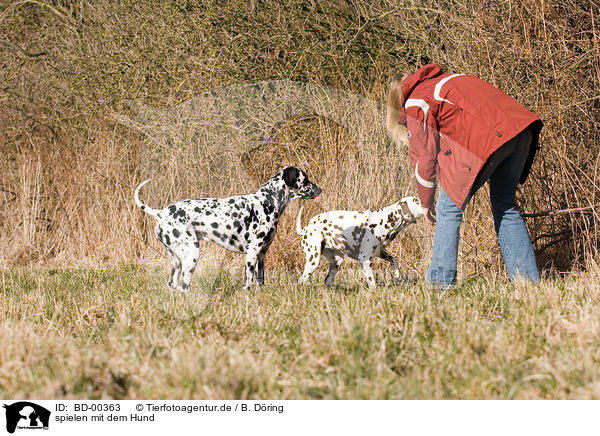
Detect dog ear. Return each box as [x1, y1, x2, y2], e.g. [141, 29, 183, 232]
[400, 201, 413, 220]
[282, 167, 299, 188]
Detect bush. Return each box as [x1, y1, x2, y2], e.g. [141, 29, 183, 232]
[1, 0, 598, 277]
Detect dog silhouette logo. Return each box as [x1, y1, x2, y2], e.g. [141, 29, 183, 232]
[3, 402, 50, 433]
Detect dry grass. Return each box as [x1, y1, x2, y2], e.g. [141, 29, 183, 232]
[1, 266, 600, 399]
[1, 1, 600, 400]
[1, 0, 599, 275]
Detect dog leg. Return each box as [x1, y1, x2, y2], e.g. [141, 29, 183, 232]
[379, 250, 402, 280]
[243, 245, 261, 289]
[323, 248, 344, 286]
[177, 243, 200, 293]
[166, 249, 182, 289]
[359, 256, 377, 289]
[156, 225, 184, 290]
[256, 251, 266, 286]
[298, 242, 322, 284]
[163, 231, 201, 293]
[179, 257, 199, 293]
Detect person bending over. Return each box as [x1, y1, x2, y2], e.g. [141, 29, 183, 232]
[387, 63, 542, 287]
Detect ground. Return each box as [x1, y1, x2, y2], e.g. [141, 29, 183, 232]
[1, 265, 599, 399]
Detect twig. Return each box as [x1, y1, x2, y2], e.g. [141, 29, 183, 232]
[539, 235, 572, 252]
[0, 39, 46, 57]
[533, 229, 571, 244]
[522, 206, 595, 218]
[122, 228, 165, 258]
[0, 102, 57, 138]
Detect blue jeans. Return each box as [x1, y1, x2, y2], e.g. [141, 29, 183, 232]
[426, 129, 539, 286]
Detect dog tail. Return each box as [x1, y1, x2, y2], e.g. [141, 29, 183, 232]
[296, 205, 305, 235]
[134, 179, 161, 217]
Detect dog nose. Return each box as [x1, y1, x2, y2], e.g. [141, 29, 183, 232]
[303, 186, 321, 199]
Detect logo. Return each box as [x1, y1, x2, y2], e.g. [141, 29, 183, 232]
[3, 402, 50, 434]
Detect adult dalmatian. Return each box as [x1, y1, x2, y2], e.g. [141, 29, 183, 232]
[135, 166, 321, 291]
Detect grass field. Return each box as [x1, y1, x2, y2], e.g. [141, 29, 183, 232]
[1, 265, 600, 400]
[2, 0, 600, 407]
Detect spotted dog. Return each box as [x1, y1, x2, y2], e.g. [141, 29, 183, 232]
[135, 166, 321, 292]
[296, 197, 423, 288]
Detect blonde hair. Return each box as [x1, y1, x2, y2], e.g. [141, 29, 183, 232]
[386, 73, 410, 146]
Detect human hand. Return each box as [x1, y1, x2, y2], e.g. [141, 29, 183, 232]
[422, 206, 436, 225]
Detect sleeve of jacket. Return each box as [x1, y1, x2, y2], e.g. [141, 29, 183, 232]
[405, 100, 438, 208]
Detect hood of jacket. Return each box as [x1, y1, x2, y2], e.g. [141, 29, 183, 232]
[401, 63, 445, 102]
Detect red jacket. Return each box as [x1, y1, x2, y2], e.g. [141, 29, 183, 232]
[399, 64, 542, 209]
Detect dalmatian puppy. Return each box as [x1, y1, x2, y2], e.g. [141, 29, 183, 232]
[296, 197, 423, 288]
[135, 166, 321, 291]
